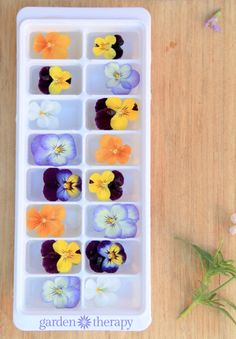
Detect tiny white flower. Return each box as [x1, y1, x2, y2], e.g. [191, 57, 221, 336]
[29, 100, 61, 129]
[84, 277, 121, 307]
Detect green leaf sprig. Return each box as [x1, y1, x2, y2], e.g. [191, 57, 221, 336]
[176, 238, 236, 325]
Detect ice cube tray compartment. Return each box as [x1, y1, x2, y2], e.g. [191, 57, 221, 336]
[14, 7, 151, 331]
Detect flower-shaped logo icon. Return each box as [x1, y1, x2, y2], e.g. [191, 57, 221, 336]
[77, 315, 92, 330]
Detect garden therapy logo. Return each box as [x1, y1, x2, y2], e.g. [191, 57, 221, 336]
[77, 315, 92, 329]
[39, 315, 133, 330]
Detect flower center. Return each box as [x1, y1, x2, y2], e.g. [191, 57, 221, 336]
[64, 181, 73, 190]
[41, 218, 47, 224]
[54, 288, 63, 295]
[96, 287, 103, 293]
[100, 42, 110, 51]
[54, 144, 64, 154]
[113, 71, 121, 79]
[108, 250, 118, 261]
[112, 148, 118, 154]
[47, 42, 54, 48]
[106, 216, 116, 225]
[62, 250, 73, 259]
[118, 105, 129, 116]
[39, 111, 46, 116]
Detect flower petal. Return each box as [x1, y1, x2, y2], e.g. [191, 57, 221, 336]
[104, 223, 122, 238]
[125, 204, 139, 221]
[57, 257, 72, 273]
[106, 78, 120, 88]
[53, 239, 68, 255]
[54, 276, 69, 289]
[111, 84, 131, 95]
[53, 294, 68, 308]
[119, 219, 137, 238]
[111, 204, 127, 221]
[94, 206, 111, 231]
[104, 48, 116, 60]
[123, 69, 140, 89]
[41, 100, 62, 115]
[29, 102, 41, 120]
[110, 114, 129, 130]
[120, 64, 132, 79]
[64, 286, 80, 308]
[56, 169, 72, 185]
[84, 279, 97, 300]
[101, 170, 115, 184]
[105, 97, 122, 111]
[104, 62, 120, 78]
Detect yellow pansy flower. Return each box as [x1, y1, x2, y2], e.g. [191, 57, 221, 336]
[89, 171, 115, 201]
[49, 66, 72, 94]
[105, 97, 139, 130]
[53, 240, 81, 273]
[93, 35, 116, 59]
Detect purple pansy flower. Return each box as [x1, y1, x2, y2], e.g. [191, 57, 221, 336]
[43, 168, 82, 202]
[41, 276, 80, 308]
[31, 134, 77, 166]
[104, 62, 140, 95]
[86, 240, 127, 273]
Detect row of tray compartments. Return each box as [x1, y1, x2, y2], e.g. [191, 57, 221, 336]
[26, 30, 142, 60]
[22, 272, 143, 312]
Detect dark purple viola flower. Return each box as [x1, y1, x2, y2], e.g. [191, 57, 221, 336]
[41, 240, 60, 274]
[43, 168, 81, 202]
[108, 170, 124, 201]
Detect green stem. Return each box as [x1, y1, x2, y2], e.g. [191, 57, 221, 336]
[209, 276, 235, 295]
[177, 301, 197, 319]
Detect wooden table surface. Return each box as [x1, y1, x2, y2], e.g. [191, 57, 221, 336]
[1, 0, 236, 338]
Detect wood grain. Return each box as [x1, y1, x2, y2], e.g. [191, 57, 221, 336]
[1, 0, 236, 338]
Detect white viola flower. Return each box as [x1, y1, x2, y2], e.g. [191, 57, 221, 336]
[93, 204, 138, 238]
[29, 100, 61, 129]
[94, 204, 137, 239]
[105, 62, 132, 88]
[84, 277, 121, 307]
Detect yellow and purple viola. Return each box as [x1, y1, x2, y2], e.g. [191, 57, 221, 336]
[31, 134, 77, 166]
[95, 97, 139, 130]
[43, 168, 82, 201]
[89, 170, 124, 201]
[93, 34, 124, 59]
[41, 239, 81, 274]
[86, 240, 127, 273]
[38, 66, 72, 94]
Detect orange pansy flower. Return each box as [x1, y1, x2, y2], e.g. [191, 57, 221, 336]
[33, 32, 71, 59]
[95, 135, 131, 165]
[27, 205, 65, 237]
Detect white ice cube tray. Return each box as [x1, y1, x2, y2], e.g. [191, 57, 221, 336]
[14, 7, 151, 331]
